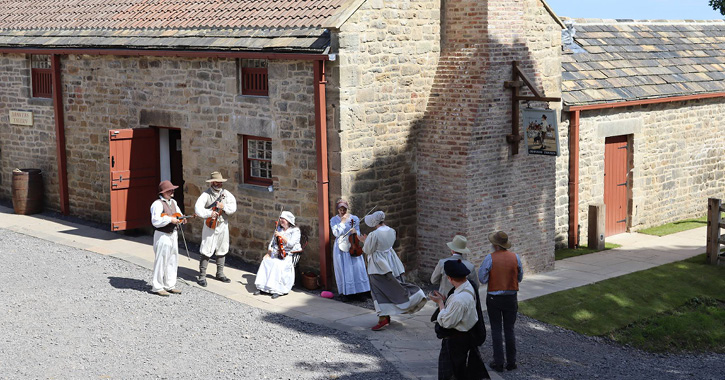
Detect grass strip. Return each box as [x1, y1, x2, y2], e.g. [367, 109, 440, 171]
[638, 216, 707, 236]
[555, 242, 621, 261]
[519, 254, 725, 352]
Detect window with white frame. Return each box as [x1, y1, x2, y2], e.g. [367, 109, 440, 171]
[243, 135, 272, 186]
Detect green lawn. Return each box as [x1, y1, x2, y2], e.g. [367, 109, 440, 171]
[555, 242, 621, 261]
[519, 254, 725, 353]
[638, 216, 708, 236]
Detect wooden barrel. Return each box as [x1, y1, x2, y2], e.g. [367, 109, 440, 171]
[12, 169, 43, 215]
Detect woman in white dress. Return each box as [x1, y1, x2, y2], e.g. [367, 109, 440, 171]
[360, 211, 427, 331]
[330, 199, 370, 301]
[254, 211, 301, 299]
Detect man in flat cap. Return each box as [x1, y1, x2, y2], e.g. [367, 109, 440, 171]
[194, 171, 237, 287]
[430, 259, 488, 380]
[478, 231, 524, 372]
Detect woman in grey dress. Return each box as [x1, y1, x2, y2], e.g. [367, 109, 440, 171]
[360, 211, 427, 331]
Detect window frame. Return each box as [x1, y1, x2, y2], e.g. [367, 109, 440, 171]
[30, 55, 53, 98]
[240, 59, 268, 97]
[242, 135, 273, 186]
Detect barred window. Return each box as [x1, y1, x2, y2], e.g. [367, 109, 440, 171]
[243, 135, 272, 186]
[30, 55, 52, 98]
[240, 59, 268, 96]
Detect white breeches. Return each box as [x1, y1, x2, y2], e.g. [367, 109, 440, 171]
[199, 223, 229, 257]
[152, 230, 178, 292]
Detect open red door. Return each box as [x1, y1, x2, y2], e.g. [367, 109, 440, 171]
[109, 128, 159, 231]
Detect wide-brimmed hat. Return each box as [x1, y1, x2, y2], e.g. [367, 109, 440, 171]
[280, 211, 296, 226]
[488, 231, 511, 249]
[446, 235, 471, 255]
[364, 211, 385, 227]
[444, 259, 471, 278]
[158, 180, 178, 194]
[205, 171, 228, 183]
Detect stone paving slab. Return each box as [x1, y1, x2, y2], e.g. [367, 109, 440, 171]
[0, 204, 709, 380]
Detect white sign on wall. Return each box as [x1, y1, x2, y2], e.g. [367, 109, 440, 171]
[523, 108, 559, 156]
[9, 110, 34, 126]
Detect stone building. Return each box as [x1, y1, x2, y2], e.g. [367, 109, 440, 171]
[0, 0, 565, 286]
[556, 19, 725, 247]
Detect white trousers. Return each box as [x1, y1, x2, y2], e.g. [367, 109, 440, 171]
[152, 230, 178, 292]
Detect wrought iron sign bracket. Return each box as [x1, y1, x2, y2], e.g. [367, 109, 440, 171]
[504, 61, 561, 155]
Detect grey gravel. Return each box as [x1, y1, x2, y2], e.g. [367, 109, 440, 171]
[0, 229, 403, 380]
[481, 315, 724, 380]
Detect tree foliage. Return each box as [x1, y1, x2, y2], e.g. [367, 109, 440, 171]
[711, 0, 725, 15]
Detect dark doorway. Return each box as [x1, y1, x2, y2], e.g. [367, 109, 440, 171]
[167, 129, 185, 213]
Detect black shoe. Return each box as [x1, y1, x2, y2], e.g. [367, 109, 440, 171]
[253, 290, 262, 296]
[216, 275, 231, 283]
[197, 277, 207, 287]
[489, 361, 504, 372]
[271, 293, 280, 299]
[506, 363, 518, 371]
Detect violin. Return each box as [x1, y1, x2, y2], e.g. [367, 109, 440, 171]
[348, 218, 364, 257]
[274, 220, 287, 259]
[205, 193, 225, 229]
[161, 212, 195, 222]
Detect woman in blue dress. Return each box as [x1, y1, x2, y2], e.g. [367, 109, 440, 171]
[330, 199, 370, 301]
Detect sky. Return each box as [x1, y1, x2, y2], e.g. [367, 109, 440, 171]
[544, 0, 724, 20]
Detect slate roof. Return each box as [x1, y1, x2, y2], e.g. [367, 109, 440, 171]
[0, 0, 359, 53]
[562, 19, 725, 106]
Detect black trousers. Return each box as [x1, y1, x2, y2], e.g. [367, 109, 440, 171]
[438, 334, 488, 380]
[486, 294, 518, 366]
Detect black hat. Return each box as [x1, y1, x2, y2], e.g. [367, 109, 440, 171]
[444, 259, 470, 278]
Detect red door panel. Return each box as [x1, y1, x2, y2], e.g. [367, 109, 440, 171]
[604, 135, 628, 236]
[109, 128, 159, 231]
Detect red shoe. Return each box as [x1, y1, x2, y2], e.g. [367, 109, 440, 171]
[371, 317, 390, 331]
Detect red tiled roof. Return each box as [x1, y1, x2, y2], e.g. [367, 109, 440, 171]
[0, 0, 351, 30]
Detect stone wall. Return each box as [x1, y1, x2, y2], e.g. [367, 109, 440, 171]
[417, 0, 562, 277]
[555, 99, 725, 243]
[0, 54, 59, 208]
[0, 53, 322, 268]
[328, 0, 441, 278]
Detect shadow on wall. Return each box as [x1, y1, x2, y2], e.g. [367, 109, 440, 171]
[415, 34, 560, 277]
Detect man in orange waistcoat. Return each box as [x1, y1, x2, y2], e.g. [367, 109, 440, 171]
[478, 231, 524, 373]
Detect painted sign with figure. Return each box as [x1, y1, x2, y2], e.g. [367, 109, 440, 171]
[524, 109, 559, 156]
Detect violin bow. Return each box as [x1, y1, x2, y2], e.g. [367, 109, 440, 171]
[340, 205, 377, 238]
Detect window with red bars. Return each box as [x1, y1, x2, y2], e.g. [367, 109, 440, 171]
[31, 55, 52, 98]
[242, 135, 273, 186]
[240, 59, 268, 96]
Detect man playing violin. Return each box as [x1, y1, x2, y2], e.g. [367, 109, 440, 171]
[329, 199, 370, 301]
[254, 211, 301, 299]
[150, 180, 187, 296]
[194, 171, 237, 287]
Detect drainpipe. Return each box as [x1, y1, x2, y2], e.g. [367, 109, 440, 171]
[51, 54, 70, 215]
[567, 110, 579, 248]
[313, 59, 331, 289]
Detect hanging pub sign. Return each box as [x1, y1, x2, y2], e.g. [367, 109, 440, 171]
[523, 108, 559, 156]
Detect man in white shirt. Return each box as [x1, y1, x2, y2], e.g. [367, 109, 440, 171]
[430, 235, 479, 296]
[430, 260, 488, 380]
[150, 180, 186, 296]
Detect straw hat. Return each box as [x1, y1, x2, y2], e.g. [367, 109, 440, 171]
[446, 235, 471, 255]
[205, 171, 228, 183]
[488, 231, 511, 249]
[158, 180, 178, 194]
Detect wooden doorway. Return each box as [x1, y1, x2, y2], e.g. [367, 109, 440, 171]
[604, 135, 630, 236]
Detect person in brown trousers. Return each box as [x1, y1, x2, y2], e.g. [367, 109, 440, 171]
[477, 231, 523, 372]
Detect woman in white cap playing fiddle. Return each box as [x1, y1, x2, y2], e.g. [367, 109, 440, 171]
[359, 210, 427, 331]
[254, 211, 301, 299]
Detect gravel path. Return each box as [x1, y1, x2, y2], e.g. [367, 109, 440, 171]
[0, 229, 403, 380]
[484, 315, 723, 380]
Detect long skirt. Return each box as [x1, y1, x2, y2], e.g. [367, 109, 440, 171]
[151, 230, 178, 292]
[332, 248, 370, 295]
[369, 273, 427, 316]
[255, 254, 295, 295]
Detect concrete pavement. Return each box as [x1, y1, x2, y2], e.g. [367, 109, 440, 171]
[0, 204, 708, 379]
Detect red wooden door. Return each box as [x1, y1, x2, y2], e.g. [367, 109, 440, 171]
[604, 135, 629, 236]
[109, 128, 159, 231]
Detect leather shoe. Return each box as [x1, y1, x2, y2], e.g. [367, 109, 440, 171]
[168, 288, 182, 294]
[253, 290, 262, 296]
[371, 317, 390, 331]
[197, 277, 207, 287]
[506, 363, 517, 371]
[271, 293, 280, 299]
[488, 361, 504, 372]
[216, 275, 231, 283]
[155, 290, 170, 297]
